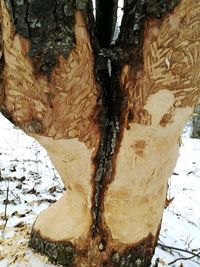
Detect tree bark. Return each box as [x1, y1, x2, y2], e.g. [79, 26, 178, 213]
[0, 0, 200, 266]
[192, 104, 200, 138]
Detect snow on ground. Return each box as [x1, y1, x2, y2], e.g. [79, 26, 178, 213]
[0, 113, 200, 267]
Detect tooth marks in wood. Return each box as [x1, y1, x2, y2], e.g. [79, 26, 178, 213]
[116, 0, 181, 68]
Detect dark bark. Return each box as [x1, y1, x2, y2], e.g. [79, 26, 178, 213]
[6, 0, 76, 75]
[30, 230, 159, 267]
[95, 0, 118, 48]
[5, 0, 94, 76]
[0, 21, 4, 101]
[116, 0, 181, 66]
[192, 104, 200, 139]
[107, 235, 156, 267]
[92, 55, 123, 236]
[29, 232, 75, 267]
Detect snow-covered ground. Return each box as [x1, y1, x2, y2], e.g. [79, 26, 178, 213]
[0, 113, 199, 267]
[153, 135, 200, 267]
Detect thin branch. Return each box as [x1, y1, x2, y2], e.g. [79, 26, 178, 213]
[158, 242, 200, 256]
[2, 179, 10, 234]
[157, 243, 200, 265]
[168, 252, 200, 265]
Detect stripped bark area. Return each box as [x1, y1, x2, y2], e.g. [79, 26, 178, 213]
[0, 0, 200, 266]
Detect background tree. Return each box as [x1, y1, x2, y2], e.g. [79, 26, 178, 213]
[0, 0, 200, 266]
[192, 104, 200, 139]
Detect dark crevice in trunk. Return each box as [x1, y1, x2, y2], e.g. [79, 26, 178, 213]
[91, 0, 182, 258]
[97, 0, 181, 68]
[91, 0, 181, 237]
[92, 54, 122, 236]
[95, 0, 118, 48]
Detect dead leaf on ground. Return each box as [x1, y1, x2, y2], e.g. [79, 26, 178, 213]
[14, 221, 25, 228]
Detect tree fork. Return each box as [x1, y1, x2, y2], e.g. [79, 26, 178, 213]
[0, 0, 200, 266]
[95, 0, 118, 48]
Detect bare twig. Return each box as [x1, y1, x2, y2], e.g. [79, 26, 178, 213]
[11, 190, 21, 204]
[157, 243, 200, 265]
[185, 234, 194, 250]
[158, 242, 200, 256]
[2, 179, 10, 234]
[0, 167, 2, 181]
[168, 252, 200, 265]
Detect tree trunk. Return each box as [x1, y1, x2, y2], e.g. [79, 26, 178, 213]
[0, 0, 200, 266]
[192, 104, 200, 138]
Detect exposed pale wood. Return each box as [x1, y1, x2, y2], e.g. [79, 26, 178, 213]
[103, 0, 200, 251]
[32, 136, 95, 246]
[0, 0, 200, 266]
[0, 0, 100, 248]
[104, 96, 192, 244]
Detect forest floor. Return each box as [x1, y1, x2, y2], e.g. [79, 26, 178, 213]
[0, 113, 200, 267]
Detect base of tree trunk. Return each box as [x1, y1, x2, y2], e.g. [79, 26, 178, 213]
[29, 231, 75, 267]
[29, 228, 160, 267]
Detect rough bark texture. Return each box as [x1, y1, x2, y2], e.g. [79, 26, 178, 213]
[192, 104, 200, 138]
[29, 232, 75, 267]
[0, 0, 200, 266]
[95, 0, 118, 47]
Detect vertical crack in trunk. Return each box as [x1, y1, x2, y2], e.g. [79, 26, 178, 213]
[91, 0, 182, 262]
[92, 54, 122, 237]
[95, 0, 118, 48]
